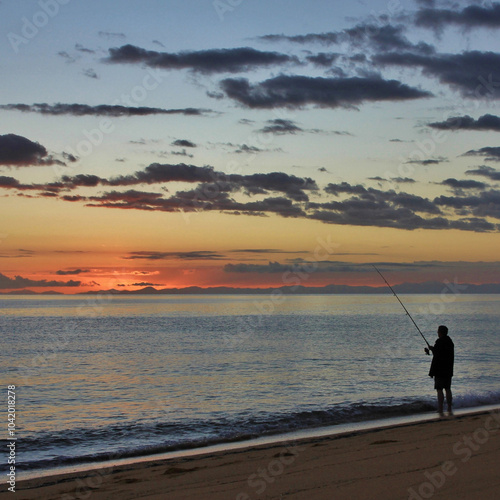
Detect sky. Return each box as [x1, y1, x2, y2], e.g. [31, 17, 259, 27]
[1, 0, 500, 293]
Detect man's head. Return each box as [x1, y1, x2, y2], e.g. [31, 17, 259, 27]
[438, 325, 448, 337]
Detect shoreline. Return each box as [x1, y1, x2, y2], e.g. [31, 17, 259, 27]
[14, 403, 500, 482]
[10, 405, 500, 499]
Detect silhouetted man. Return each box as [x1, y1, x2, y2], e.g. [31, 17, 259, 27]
[425, 325, 454, 417]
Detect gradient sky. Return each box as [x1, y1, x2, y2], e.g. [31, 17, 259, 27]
[1, 0, 500, 292]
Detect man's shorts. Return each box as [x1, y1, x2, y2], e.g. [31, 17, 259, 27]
[434, 376, 452, 390]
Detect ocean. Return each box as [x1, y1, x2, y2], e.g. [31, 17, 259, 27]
[1, 293, 500, 477]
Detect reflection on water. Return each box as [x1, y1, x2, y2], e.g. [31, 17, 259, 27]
[1, 294, 499, 469]
[1, 292, 500, 317]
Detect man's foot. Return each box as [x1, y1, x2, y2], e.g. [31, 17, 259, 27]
[448, 410, 454, 417]
[438, 412, 445, 418]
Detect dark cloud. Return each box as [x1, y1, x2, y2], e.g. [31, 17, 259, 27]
[172, 139, 197, 148]
[440, 178, 487, 190]
[374, 50, 500, 98]
[393, 177, 417, 183]
[260, 23, 420, 53]
[306, 53, 340, 67]
[105, 45, 297, 74]
[308, 206, 496, 231]
[88, 187, 307, 218]
[55, 269, 90, 275]
[2, 159, 498, 233]
[342, 23, 417, 52]
[1, 162, 318, 204]
[406, 157, 448, 165]
[260, 32, 340, 45]
[415, 3, 500, 31]
[75, 44, 95, 54]
[123, 251, 225, 260]
[0, 134, 74, 167]
[434, 189, 500, 220]
[0, 272, 81, 289]
[86, 189, 163, 210]
[259, 119, 303, 135]
[428, 114, 500, 132]
[368, 176, 416, 184]
[224, 260, 419, 274]
[466, 165, 500, 180]
[0, 103, 212, 117]
[82, 69, 98, 79]
[66, 163, 318, 202]
[130, 282, 164, 287]
[170, 149, 194, 158]
[0, 134, 48, 166]
[58, 51, 77, 63]
[0, 175, 23, 188]
[233, 144, 264, 154]
[219, 75, 432, 109]
[321, 182, 442, 216]
[304, 181, 499, 231]
[463, 147, 500, 161]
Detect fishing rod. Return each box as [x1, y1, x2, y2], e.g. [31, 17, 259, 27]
[373, 265, 431, 351]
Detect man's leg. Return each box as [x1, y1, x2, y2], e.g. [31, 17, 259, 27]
[437, 389, 444, 416]
[445, 388, 453, 415]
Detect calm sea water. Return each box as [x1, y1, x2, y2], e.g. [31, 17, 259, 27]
[1, 294, 499, 475]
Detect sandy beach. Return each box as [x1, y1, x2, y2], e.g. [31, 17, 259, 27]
[7, 409, 500, 500]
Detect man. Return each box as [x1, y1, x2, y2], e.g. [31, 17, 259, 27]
[424, 325, 454, 417]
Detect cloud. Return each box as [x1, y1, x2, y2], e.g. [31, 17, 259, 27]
[105, 45, 298, 73]
[129, 282, 164, 287]
[260, 23, 419, 53]
[260, 32, 340, 45]
[374, 50, 500, 98]
[219, 75, 432, 109]
[305, 53, 340, 67]
[368, 176, 416, 184]
[0, 134, 74, 167]
[0, 272, 81, 289]
[2, 161, 498, 233]
[323, 182, 442, 214]
[440, 178, 487, 189]
[466, 165, 500, 181]
[169, 149, 194, 158]
[415, 3, 500, 31]
[224, 260, 416, 274]
[0, 249, 35, 259]
[428, 114, 500, 132]
[233, 144, 264, 154]
[82, 68, 98, 79]
[123, 251, 225, 260]
[406, 157, 448, 165]
[99, 31, 126, 40]
[75, 43, 95, 54]
[463, 147, 500, 161]
[55, 269, 90, 275]
[0, 103, 212, 117]
[61, 163, 319, 201]
[434, 189, 500, 220]
[172, 139, 197, 148]
[439, 178, 487, 195]
[259, 119, 304, 135]
[307, 181, 499, 231]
